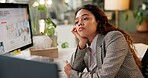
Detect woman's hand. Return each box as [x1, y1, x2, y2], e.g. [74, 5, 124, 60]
[64, 61, 72, 78]
[72, 27, 88, 49]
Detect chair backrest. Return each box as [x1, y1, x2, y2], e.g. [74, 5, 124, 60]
[0, 55, 59, 78]
[141, 48, 148, 77]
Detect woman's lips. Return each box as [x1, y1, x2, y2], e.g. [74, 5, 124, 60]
[78, 27, 85, 32]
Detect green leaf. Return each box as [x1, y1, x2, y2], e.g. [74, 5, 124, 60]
[125, 14, 129, 21]
[137, 11, 143, 25]
[137, 11, 143, 17]
[37, 4, 46, 11]
[45, 18, 56, 28]
[138, 17, 143, 25]
[61, 42, 69, 48]
[133, 11, 137, 18]
[44, 27, 55, 36]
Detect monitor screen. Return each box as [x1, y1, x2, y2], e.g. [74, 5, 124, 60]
[0, 3, 33, 54]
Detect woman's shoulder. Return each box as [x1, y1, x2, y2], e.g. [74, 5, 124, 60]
[104, 30, 124, 40]
[106, 30, 123, 37]
[107, 30, 123, 36]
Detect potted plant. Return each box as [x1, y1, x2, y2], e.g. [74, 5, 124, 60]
[133, 2, 148, 32]
[32, 17, 57, 48]
[44, 18, 57, 47]
[30, 1, 58, 47]
[44, 18, 56, 36]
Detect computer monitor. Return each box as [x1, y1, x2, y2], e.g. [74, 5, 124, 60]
[0, 55, 59, 78]
[0, 3, 33, 54]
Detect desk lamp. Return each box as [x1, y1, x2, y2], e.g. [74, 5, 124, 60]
[104, 0, 130, 28]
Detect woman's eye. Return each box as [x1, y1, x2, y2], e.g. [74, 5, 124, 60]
[83, 17, 88, 20]
[75, 21, 78, 25]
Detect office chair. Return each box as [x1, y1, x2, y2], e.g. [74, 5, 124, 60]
[141, 48, 148, 78]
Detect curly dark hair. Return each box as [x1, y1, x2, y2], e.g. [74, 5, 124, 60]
[75, 4, 142, 69]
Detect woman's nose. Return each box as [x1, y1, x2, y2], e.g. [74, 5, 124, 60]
[78, 21, 84, 26]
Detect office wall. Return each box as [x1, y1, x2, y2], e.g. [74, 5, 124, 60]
[118, 0, 141, 32]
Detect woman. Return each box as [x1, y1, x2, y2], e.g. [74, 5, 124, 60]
[64, 4, 143, 78]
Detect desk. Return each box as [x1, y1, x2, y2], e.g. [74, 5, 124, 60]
[54, 48, 75, 78]
[8, 48, 76, 78]
[128, 32, 148, 45]
[7, 43, 148, 78]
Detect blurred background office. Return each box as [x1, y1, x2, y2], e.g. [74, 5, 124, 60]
[1, 0, 147, 30]
[1, 0, 148, 46]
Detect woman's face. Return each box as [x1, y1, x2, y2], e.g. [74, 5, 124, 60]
[75, 9, 98, 38]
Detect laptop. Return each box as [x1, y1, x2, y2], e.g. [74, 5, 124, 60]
[0, 55, 59, 78]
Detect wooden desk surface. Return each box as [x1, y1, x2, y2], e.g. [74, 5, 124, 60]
[128, 32, 148, 45]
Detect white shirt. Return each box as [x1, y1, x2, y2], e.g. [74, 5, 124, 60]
[88, 34, 98, 71]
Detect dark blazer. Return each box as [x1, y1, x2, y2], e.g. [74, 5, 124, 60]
[70, 31, 144, 78]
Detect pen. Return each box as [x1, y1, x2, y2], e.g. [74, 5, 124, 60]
[64, 60, 69, 64]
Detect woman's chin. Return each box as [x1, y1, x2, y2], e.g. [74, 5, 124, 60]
[79, 34, 87, 38]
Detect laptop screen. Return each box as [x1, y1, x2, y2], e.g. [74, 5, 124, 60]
[0, 55, 59, 78]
